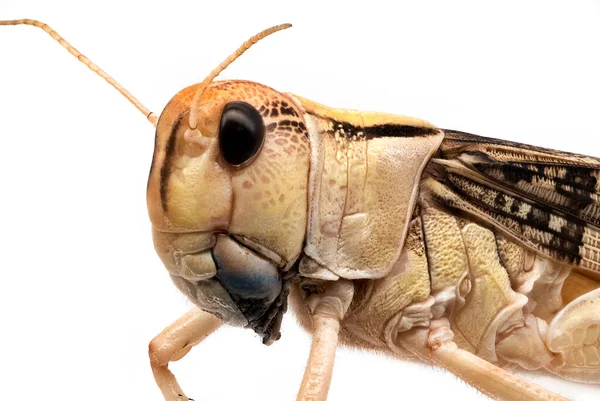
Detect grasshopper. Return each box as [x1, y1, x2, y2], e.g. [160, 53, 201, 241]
[1, 20, 599, 401]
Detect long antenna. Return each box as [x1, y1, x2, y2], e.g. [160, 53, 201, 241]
[0, 19, 158, 126]
[188, 23, 292, 130]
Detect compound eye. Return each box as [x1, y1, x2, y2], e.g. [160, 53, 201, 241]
[219, 101, 265, 166]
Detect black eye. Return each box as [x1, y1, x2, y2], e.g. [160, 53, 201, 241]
[219, 101, 265, 166]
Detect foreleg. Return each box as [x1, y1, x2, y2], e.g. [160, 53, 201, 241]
[148, 308, 222, 401]
[296, 280, 353, 401]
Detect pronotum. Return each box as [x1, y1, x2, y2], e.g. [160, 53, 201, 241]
[1, 16, 599, 401]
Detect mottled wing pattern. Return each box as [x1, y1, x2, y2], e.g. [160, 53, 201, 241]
[423, 129, 600, 276]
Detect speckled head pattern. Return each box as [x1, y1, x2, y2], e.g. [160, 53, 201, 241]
[147, 80, 310, 264]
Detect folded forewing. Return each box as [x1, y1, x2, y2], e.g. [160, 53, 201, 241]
[424, 129, 600, 278]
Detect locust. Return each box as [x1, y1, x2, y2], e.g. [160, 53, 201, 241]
[2, 19, 599, 401]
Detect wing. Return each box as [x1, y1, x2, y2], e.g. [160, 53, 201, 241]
[422, 129, 600, 278]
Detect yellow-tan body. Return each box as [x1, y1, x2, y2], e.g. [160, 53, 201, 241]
[284, 92, 600, 384]
[148, 77, 600, 391]
[3, 20, 598, 401]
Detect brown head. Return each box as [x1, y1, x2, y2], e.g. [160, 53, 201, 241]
[146, 25, 310, 343]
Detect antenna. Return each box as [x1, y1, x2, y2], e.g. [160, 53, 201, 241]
[187, 23, 292, 130]
[1, 19, 158, 126]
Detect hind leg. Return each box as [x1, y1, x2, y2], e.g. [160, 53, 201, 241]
[496, 275, 600, 383]
[545, 287, 600, 382]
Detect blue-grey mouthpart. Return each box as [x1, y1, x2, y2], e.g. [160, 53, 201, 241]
[211, 235, 296, 344]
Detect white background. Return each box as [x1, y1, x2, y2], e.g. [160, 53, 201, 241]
[1, 1, 599, 400]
